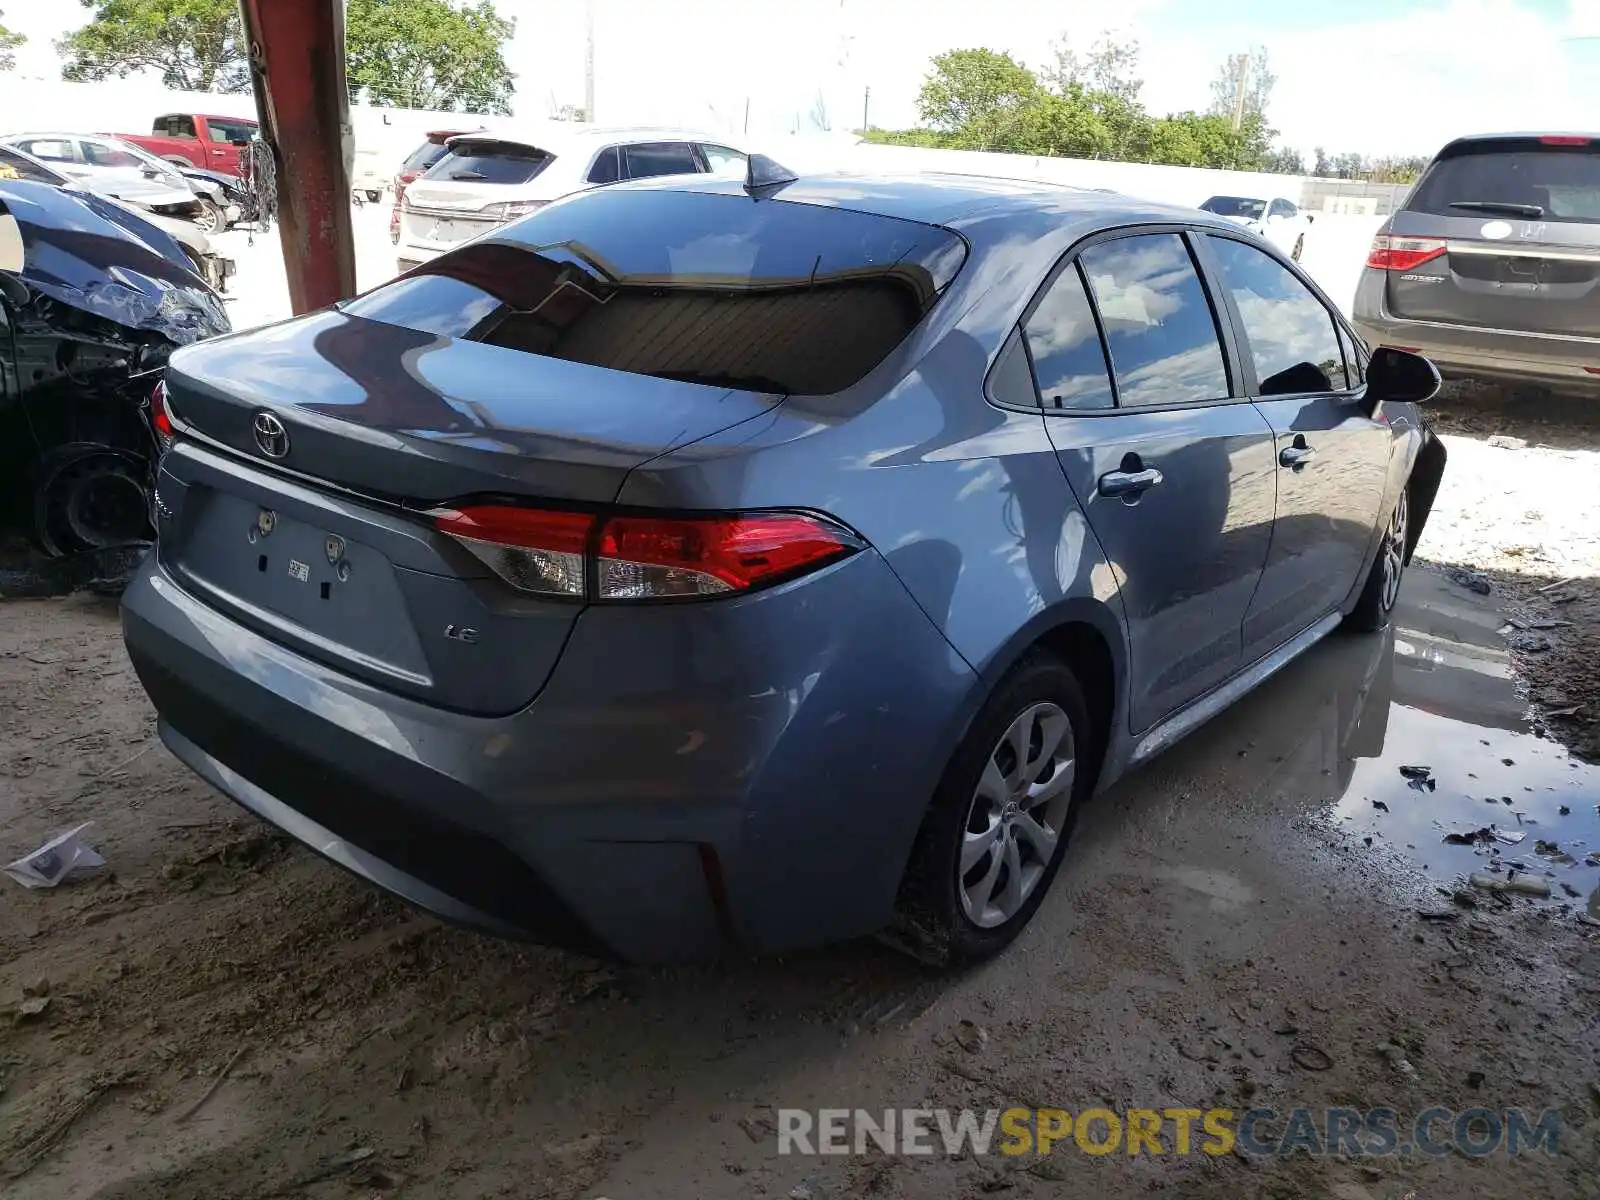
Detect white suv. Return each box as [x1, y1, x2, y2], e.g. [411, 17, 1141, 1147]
[395, 125, 748, 271]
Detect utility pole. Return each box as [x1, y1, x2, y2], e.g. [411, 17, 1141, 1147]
[743, 96, 750, 135]
[1229, 55, 1249, 133]
[861, 85, 870, 134]
[584, 0, 596, 123]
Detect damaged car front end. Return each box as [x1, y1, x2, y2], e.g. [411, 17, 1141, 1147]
[0, 179, 230, 590]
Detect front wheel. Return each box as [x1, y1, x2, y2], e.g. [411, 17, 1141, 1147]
[192, 198, 223, 234]
[1291, 233, 1306, 262]
[1345, 485, 1410, 632]
[887, 654, 1095, 967]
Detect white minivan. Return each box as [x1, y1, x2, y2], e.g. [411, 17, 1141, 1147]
[395, 125, 748, 271]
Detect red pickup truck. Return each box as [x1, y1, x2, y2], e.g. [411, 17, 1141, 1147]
[119, 113, 259, 176]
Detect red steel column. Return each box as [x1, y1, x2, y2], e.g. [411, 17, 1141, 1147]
[238, 0, 357, 313]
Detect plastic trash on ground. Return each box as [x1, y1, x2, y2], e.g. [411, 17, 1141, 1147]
[4, 822, 106, 888]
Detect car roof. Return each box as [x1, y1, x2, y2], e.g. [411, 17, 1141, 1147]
[448, 124, 724, 150]
[1440, 130, 1598, 144]
[608, 169, 1213, 230]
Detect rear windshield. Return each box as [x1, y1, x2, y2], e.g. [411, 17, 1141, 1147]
[1408, 141, 1600, 223]
[424, 141, 553, 185]
[341, 187, 968, 395]
[401, 140, 452, 173]
[1200, 196, 1266, 218]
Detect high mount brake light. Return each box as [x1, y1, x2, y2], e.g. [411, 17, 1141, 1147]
[1366, 235, 1448, 272]
[431, 505, 863, 600]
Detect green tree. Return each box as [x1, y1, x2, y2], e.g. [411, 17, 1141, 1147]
[0, 10, 25, 71]
[57, 0, 248, 91]
[345, 0, 516, 114]
[916, 48, 1039, 136]
[1262, 145, 1306, 175]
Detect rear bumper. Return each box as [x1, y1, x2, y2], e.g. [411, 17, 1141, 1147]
[1353, 268, 1600, 394]
[122, 549, 977, 963]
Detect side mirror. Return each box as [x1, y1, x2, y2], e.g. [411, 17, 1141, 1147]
[1366, 346, 1440, 406]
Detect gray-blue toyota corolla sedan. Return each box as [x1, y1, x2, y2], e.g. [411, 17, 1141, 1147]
[121, 170, 1447, 965]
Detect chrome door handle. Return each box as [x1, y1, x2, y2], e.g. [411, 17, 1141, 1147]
[1098, 467, 1164, 498]
[1279, 445, 1315, 469]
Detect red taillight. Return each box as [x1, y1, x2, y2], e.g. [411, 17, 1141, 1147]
[431, 505, 862, 600]
[598, 512, 859, 598]
[433, 505, 594, 596]
[1539, 136, 1591, 146]
[1367, 235, 1449, 271]
[150, 379, 174, 451]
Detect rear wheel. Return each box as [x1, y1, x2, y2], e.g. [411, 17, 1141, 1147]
[1291, 233, 1306, 262]
[1345, 483, 1410, 632]
[26, 444, 153, 558]
[887, 654, 1095, 966]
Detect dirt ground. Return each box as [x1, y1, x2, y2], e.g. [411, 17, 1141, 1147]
[2, 388, 1599, 1200]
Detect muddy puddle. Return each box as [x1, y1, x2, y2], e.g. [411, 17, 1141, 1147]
[1325, 570, 1600, 918]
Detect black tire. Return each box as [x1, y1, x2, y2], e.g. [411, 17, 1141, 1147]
[886, 653, 1096, 968]
[1291, 233, 1305, 262]
[1345, 482, 1411, 633]
[366, 189, 382, 203]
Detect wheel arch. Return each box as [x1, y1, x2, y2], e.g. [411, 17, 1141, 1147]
[1405, 422, 1448, 561]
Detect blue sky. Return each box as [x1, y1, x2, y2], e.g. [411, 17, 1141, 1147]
[9, 0, 1600, 157]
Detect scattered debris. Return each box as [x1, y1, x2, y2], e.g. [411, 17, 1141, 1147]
[1486, 434, 1527, 450]
[1372, 800, 1389, 813]
[1444, 567, 1493, 595]
[16, 996, 51, 1022]
[1468, 872, 1551, 898]
[1558, 805, 1572, 816]
[1376, 1041, 1418, 1081]
[1399, 765, 1432, 780]
[1290, 1043, 1333, 1072]
[4, 823, 105, 888]
[1443, 827, 1523, 847]
[1533, 840, 1576, 865]
[953, 1020, 988, 1054]
[1417, 910, 1459, 922]
[1465, 1070, 1486, 1089]
[174, 1044, 248, 1124]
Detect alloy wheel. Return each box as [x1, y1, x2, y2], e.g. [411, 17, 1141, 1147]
[957, 701, 1076, 928]
[1380, 488, 1409, 612]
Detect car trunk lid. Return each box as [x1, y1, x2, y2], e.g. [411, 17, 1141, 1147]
[401, 136, 554, 253]
[159, 307, 778, 715]
[1385, 137, 1600, 338]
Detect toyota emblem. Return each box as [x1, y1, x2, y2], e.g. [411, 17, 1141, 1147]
[252, 411, 290, 459]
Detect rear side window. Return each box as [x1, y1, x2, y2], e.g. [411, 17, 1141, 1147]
[1206, 236, 1349, 394]
[342, 187, 968, 396]
[401, 140, 451, 173]
[623, 142, 700, 180]
[1078, 233, 1230, 407]
[425, 142, 553, 185]
[1409, 140, 1600, 223]
[157, 115, 197, 139]
[587, 146, 621, 184]
[1023, 262, 1114, 411]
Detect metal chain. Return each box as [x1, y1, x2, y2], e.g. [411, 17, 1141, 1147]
[245, 141, 279, 234]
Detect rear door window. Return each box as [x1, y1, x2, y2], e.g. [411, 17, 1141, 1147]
[1409, 140, 1600, 223]
[1022, 262, 1114, 411]
[1206, 235, 1349, 394]
[700, 144, 748, 178]
[1078, 233, 1230, 407]
[206, 118, 257, 144]
[426, 142, 553, 185]
[341, 187, 967, 396]
[622, 142, 701, 180]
